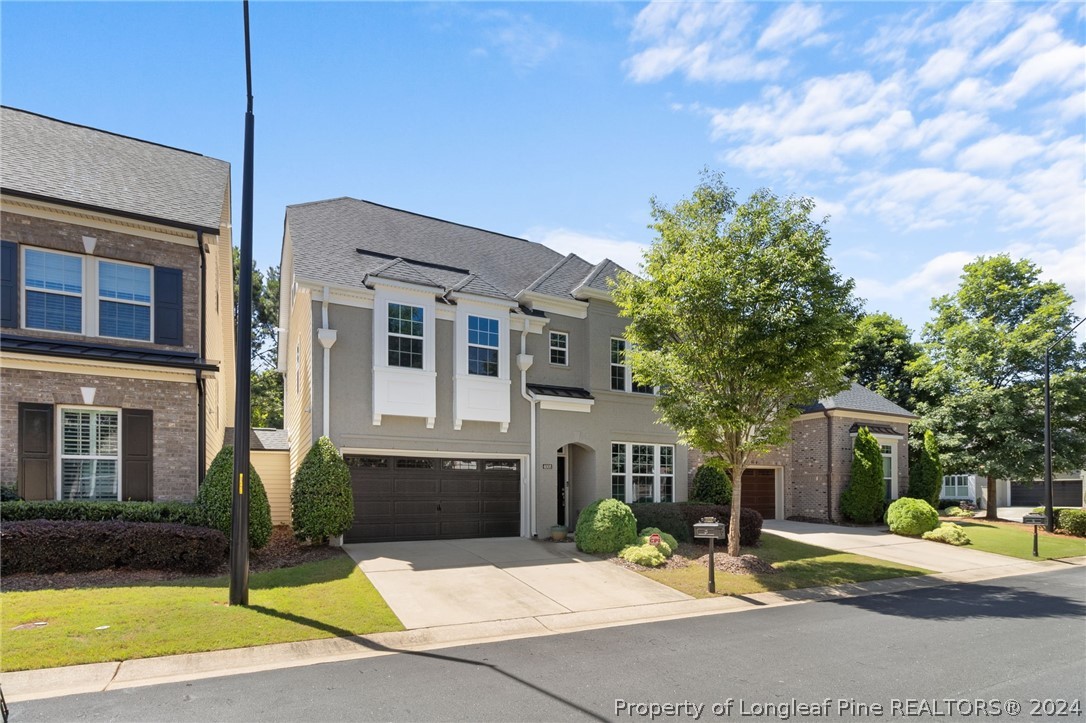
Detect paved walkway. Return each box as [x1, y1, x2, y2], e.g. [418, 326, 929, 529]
[342, 537, 690, 628]
[762, 519, 1040, 573]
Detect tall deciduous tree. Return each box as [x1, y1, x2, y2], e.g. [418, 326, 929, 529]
[233, 247, 283, 427]
[916, 255, 1086, 520]
[613, 172, 860, 555]
[844, 312, 926, 412]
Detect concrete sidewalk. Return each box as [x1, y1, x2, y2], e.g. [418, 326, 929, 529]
[762, 519, 1048, 572]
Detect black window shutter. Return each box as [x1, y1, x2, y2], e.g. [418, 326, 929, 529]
[122, 409, 154, 501]
[1, 240, 17, 328]
[18, 403, 54, 500]
[153, 266, 184, 346]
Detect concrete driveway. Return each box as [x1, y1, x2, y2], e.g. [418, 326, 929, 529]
[343, 538, 691, 629]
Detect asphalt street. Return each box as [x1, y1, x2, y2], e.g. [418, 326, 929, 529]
[11, 567, 1085, 722]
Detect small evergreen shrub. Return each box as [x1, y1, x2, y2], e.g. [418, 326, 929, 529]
[0, 500, 207, 526]
[1056, 509, 1086, 537]
[841, 427, 886, 524]
[886, 497, 939, 537]
[638, 527, 678, 555]
[940, 506, 974, 518]
[197, 446, 272, 549]
[619, 543, 667, 567]
[939, 499, 976, 511]
[906, 430, 942, 507]
[923, 522, 970, 546]
[1, 520, 227, 574]
[1, 486, 21, 502]
[678, 503, 763, 546]
[628, 502, 690, 542]
[689, 463, 732, 506]
[292, 436, 354, 543]
[575, 499, 638, 554]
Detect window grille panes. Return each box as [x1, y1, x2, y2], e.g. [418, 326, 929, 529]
[549, 332, 568, 366]
[659, 446, 674, 502]
[348, 456, 388, 469]
[388, 303, 424, 369]
[60, 409, 119, 501]
[484, 461, 519, 471]
[396, 458, 435, 469]
[467, 316, 499, 377]
[442, 460, 478, 470]
[99, 261, 151, 340]
[881, 444, 893, 499]
[610, 339, 626, 391]
[25, 248, 83, 333]
[632, 444, 655, 503]
[611, 443, 626, 500]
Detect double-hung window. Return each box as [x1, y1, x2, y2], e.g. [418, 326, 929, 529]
[881, 444, 894, 500]
[60, 408, 120, 501]
[98, 260, 152, 340]
[467, 315, 499, 377]
[610, 338, 652, 394]
[549, 331, 568, 366]
[388, 302, 424, 369]
[610, 442, 675, 503]
[24, 248, 83, 333]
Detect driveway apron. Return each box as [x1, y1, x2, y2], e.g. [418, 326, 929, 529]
[343, 538, 690, 629]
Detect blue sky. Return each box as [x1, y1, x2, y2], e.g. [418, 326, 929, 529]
[2, 2, 1083, 338]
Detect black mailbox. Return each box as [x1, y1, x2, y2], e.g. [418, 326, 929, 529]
[694, 517, 725, 539]
[1023, 513, 1047, 526]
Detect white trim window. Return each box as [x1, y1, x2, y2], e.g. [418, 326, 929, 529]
[880, 443, 894, 499]
[387, 302, 424, 369]
[611, 442, 675, 502]
[98, 260, 152, 341]
[59, 407, 120, 501]
[24, 247, 83, 333]
[467, 314, 499, 377]
[549, 331, 568, 366]
[610, 338, 652, 394]
[942, 474, 971, 499]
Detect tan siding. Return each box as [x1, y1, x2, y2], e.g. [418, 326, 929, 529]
[203, 191, 236, 471]
[285, 283, 314, 479]
[253, 450, 291, 524]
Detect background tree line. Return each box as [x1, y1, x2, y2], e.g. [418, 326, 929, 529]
[233, 248, 282, 429]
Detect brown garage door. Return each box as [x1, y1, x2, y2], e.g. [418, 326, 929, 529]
[346, 456, 520, 543]
[741, 468, 776, 520]
[1011, 480, 1083, 507]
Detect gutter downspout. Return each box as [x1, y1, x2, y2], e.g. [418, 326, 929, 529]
[316, 286, 337, 440]
[196, 231, 206, 487]
[825, 411, 834, 522]
[517, 320, 537, 538]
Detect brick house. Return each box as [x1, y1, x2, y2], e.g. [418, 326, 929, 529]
[0, 107, 235, 502]
[689, 383, 917, 521]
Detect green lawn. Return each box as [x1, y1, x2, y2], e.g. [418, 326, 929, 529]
[951, 520, 1086, 561]
[639, 533, 930, 599]
[1, 555, 402, 672]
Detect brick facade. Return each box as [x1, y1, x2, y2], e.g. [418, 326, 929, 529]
[0, 367, 199, 501]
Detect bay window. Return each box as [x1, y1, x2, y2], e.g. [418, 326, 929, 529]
[467, 315, 499, 377]
[388, 302, 424, 369]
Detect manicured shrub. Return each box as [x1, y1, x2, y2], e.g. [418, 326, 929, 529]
[841, 427, 886, 524]
[197, 446, 272, 549]
[678, 503, 763, 547]
[940, 499, 976, 511]
[638, 527, 678, 555]
[886, 497, 940, 537]
[292, 436, 354, 543]
[1, 486, 21, 502]
[688, 463, 732, 506]
[628, 502, 690, 542]
[0, 500, 207, 527]
[619, 543, 667, 567]
[1056, 509, 1086, 537]
[906, 430, 942, 507]
[575, 498, 638, 554]
[923, 522, 970, 546]
[940, 506, 974, 518]
[1, 520, 227, 574]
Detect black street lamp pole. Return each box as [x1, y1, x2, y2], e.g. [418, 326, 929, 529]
[230, 0, 255, 606]
[1044, 317, 1084, 534]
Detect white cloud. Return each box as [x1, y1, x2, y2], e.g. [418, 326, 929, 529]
[855, 250, 976, 302]
[522, 227, 649, 275]
[473, 9, 563, 70]
[915, 48, 969, 88]
[756, 3, 828, 51]
[955, 133, 1045, 172]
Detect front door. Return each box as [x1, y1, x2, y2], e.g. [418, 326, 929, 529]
[557, 456, 566, 527]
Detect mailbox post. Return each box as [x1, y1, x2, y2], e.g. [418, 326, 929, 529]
[1022, 513, 1047, 557]
[693, 517, 726, 593]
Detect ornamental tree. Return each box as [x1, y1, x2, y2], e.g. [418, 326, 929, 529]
[840, 427, 887, 524]
[612, 171, 860, 555]
[906, 429, 942, 508]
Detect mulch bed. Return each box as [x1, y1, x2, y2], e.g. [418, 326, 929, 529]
[1, 526, 347, 593]
[601, 541, 778, 575]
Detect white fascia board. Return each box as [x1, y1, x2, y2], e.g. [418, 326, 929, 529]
[511, 313, 548, 334]
[445, 290, 517, 310]
[795, 410, 917, 424]
[364, 276, 444, 298]
[571, 285, 613, 302]
[536, 397, 594, 413]
[515, 290, 588, 319]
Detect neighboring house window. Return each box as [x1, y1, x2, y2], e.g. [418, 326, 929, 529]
[24, 248, 83, 333]
[610, 442, 675, 503]
[388, 302, 424, 369]
[549, 331, 568, 366]
[59, 407, 120, 501]
[610, 338, 653, 394]
[881, 444, 894, 499]
[942, 474, 970, 499]
[467, 315, 499, 377]
[98, 260, 152, 341]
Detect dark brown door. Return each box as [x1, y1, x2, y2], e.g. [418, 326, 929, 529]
[557, 456, 566, 527]
[741, 468, 776, 520]
[346, 456, 521, 543]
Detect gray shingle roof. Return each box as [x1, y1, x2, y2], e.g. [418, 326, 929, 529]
[803, 383, 917, 418]
[1, 107, 229, 231]
[448, 273, 517, 302]
[223, 427, 290, 452]
[287, 198, 567, 297]
[366, 258, 443, 288]
[577, 259, 625, 294]
[525, 253, 596, 297]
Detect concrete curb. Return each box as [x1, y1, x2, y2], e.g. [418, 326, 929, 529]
[4, 556, 1082, 704]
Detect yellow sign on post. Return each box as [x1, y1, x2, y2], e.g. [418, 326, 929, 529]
[238, 473, 244, 495]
